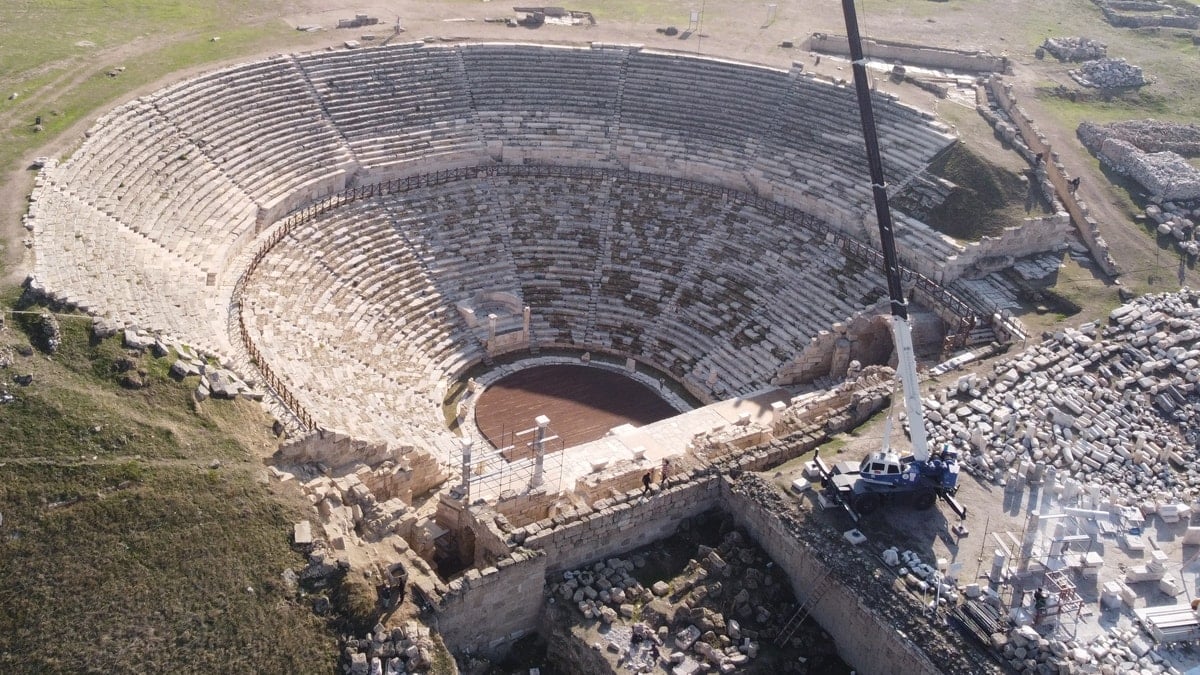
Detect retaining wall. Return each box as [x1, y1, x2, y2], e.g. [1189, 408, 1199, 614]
[422, 380, 993, 673]
[986, 77, 1121, 276]
[808, 33, 1009, 73]
[722, 484, 941, 675]
[434, 547, 548, 655]
[952, 213, 1074, 278]
[527, 477, 723, 575]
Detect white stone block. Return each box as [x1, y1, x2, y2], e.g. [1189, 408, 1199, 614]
[1158, 577, 1183, 597]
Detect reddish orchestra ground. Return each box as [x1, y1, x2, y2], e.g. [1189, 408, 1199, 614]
[473, 364, 679, 453]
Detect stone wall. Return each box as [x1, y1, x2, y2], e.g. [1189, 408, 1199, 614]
[1094, 138, 1200, 201]
[433, 547, 548, 656]
[1091, 0, 1200, 29]
[986, 77, 1121, 276]
[528, 478, 724, 575]
[722, 481, 949, 675]
[774, 311, 892, 385]
[277, 430, 447, 502]
[421, 380, 894, 660]
[949, 213, 1073, 279]
[808, 33, 1009, 73]
[256, 168, 352, 231]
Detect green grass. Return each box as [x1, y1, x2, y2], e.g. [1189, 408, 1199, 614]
[2, 309, 268, 461]
[0, 1, 327, 253]
[0, 463, 336, 673]
[0, 1, 220, 82]
[923, 143, 1045, 240]
[1035, 86, 1184, 131]
[0, 298, 339, 671]
[0, 20, 298, 169]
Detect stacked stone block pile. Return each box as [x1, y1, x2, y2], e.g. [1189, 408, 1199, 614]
[1041, 37, 1107, 62]
[1079, 120, 1200, 157]
[340, 621, 438, 675]
[1096, 139, 1200, 202]
[1077, 120, 1200, 240]
[994, 622, 1177, 674]
[920, 290, 1200, 504]
[1070, 58, 1147, 89]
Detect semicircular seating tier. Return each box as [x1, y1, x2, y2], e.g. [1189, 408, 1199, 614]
[25, 40, 957, 433]
[241, 172, 891, 446]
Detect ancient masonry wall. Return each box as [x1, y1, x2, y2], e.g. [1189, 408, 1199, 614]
[434, 547, 548, 656]
[808, 33, 1009, 73]
[425, 384, 895, 660]
[774, 312, 892, 386]
[986, 77, 1121, 276]
[722, 484, 941, 675]
[256, 168, 351, 231]
[276, 431, 447, 503]
[527, 478, 724, 575]
[949, 214, 1073, 278]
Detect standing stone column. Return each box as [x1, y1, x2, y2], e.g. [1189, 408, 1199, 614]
[488, 314, 498, 344]
[1018, 511, 1041, 576]
[460, 439, 473, 501]
[531, 415, 550, 489]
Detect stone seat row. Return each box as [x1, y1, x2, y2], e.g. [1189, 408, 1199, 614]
[240, 172, 891, 410]
[27, 188, 225, 353]
[39, 42, 953, 299]
[30, 42, 964, 450]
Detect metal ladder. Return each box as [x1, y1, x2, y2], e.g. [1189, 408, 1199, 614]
[773, 567, 835, 647]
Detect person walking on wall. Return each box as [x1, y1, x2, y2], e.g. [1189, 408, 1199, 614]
[661, 458, 671, 488]
[642, 471, 653, 495]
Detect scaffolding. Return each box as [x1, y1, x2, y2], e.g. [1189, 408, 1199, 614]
[1039, 569, 1085, 628]
[466, 419, 567, 501]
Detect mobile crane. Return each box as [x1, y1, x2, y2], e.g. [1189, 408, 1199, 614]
[814, 0, 968, 522]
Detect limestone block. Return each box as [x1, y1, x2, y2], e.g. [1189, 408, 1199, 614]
[293, 520, 313, 546]
[1158, 577, 1182, 597]
[675, 625, 701, 651]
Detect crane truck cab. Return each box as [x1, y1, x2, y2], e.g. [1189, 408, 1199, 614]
[815, 444, 966, 520]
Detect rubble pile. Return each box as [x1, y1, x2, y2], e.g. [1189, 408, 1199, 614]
[553, 556, 652, 626]
[1078, 119, 1200, 157]
[550, 528, 845, 673]
[994, 623, 1178, 674]
[1041, 37, 1107, 62]
[920, 290, 1200, 504]
[1069, 58, 1147, 89]
[34, 311, 61, 354]
[340, 621, 437, 675]
[1144, 201, 1200, 257]
[117, 326, 268, 400]
[1094, 139, 1200, 203]
[882, 547, 959, 606]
